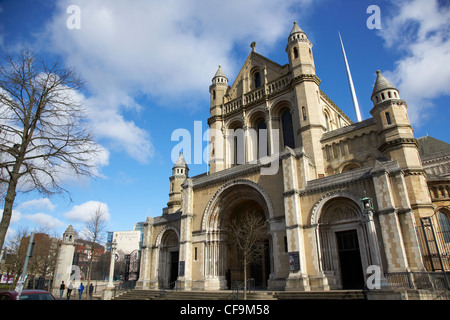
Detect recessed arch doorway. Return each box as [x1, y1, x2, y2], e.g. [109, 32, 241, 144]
[225, 199, 270, 289]
[202, 180, 274, 290]
[157, 228, 179, 289]
[317, 197, 369, 290]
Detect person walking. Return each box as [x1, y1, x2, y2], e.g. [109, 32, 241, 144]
[78, 282, 84, 300]
[59, 281, 65, 300]
[89, 283, 94, 300]
[67, 282, 73, 300]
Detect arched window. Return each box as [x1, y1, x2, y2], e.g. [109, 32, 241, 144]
[230, 127, 245, 166]
[324, 112, 330, 132]
[256, 119, 268, 158]
[438, 212, 450, 243]
[281, 110, 295, 149]
[254, 72, 261, 88]
[293, 47, 299, 59]
[385, 112, 392, 125]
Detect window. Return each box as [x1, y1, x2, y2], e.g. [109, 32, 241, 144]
[254, 72, 261, 88]
[385, 112, 392, 125]
[257, 119, 268, 158]
[233, 131, 245, 165]
[302, 106, 307, 121]
[324, 113, 330, 132]
[438, 212, 450, 243]
[281, 110, 295, 148]
[229, 125, 245, 166]
[293, 47, 299, 59]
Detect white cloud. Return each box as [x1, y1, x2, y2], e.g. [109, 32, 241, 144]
[380, 0, 450, 125]
[18, 198, 56, 212]
[40, 0, 311, 163]
[64, 200, 111, 223]
[23, 212, 65, 229]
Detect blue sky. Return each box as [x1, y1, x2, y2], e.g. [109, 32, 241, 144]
[1, 0, 449, 243]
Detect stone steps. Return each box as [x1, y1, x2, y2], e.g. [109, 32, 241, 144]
[113, 289, 364, 300]
[274, 290, 364, 300]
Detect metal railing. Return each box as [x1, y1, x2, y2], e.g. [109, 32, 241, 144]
[232, 278, 255, 300]
[158, 280, 180, 298]
[384, 271, 449, 291]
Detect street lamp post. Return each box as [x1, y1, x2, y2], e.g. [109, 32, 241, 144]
[15, 232, 35, 299]
[102, 241, 117, 300]
[361, 194, 382, 267]
[361, 193, 389, 290]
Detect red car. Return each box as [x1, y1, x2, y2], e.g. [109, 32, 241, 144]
[0, 289, 55, 300]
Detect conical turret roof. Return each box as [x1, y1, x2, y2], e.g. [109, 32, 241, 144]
[290, 21, 304, 36]
[173, 151, 187, 168]
[64, 225, 75, 235]
[213, 65, 227, 79]
[371, 70, 397, 97]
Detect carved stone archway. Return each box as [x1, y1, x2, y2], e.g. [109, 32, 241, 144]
[315, 195, 370, 289]
[156, 227, 180, 289]
[200, 179, 274, 290]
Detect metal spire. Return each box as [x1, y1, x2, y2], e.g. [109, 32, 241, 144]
[338, 31, 362, 122]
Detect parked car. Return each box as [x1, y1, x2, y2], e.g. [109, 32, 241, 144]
[0, 290, 55, 300]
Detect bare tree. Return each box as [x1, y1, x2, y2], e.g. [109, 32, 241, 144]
[0, 48, 104, 251]
[84, 205, 108, 297]
[4, 228, 29, 287]
[228, 210, 269, 299]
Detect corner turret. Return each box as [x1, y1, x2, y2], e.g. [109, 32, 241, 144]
[286, 21, 315, 77]
[167, 152, 188, 214]
[210, 65, 229, 116]
[371, 70, 400, 106]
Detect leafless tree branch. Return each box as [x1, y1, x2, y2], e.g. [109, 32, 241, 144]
[0, 48, 103, 251]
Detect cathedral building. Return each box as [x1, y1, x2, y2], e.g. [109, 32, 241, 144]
[136, 22, 449, 291]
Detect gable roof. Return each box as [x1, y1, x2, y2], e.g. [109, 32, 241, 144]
[226, 50, 288, 100]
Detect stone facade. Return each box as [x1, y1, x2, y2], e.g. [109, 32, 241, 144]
[52, 225, 76, 296]
[136, 22, 448, 291]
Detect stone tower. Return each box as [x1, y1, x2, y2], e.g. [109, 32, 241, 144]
[286, 21, 325, 177]
[52, 225, 76, 296]
[167, 152, 189, 214]
[369, 70, 434, 220]
[208, 65, 229, 173]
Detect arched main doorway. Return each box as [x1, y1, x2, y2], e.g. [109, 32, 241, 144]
[317, 197, 368, 290]
[225, 199, 270, 289]
[202, 180, 274, 290]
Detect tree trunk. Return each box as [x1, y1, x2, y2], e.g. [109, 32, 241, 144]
[0, 171, 20, 251]
[243, 256, 247, 300]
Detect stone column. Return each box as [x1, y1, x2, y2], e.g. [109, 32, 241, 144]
[282, 150, 310, 291]
[136, 218, 153, 290]
[203, 230, 226, 290]
[371, 163, 409, 272]
[391, 170, 426, 271]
